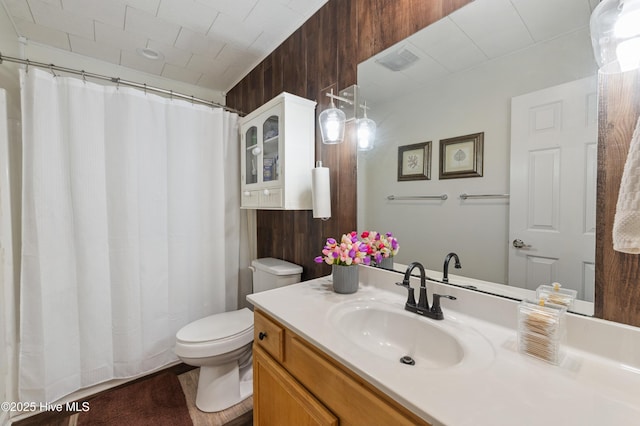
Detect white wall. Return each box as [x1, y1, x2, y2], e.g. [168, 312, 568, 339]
[0, 3, 21, 121]
[0, 7, 20, 415]
[358, 28, 597, 284]
[0, 89, 10, 426]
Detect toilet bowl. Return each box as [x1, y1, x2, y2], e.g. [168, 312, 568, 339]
[175, 258, 302, 412]
[175, 308, 254, 412]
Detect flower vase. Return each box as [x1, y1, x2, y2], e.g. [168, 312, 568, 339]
[377, 257, 394, 269]
[332, 264, 359, 294]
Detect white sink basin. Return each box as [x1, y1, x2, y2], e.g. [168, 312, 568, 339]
[329, 298, 494, 371]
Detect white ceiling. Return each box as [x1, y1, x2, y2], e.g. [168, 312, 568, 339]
[0, 0, 328, 93]
[358, 0, 600, 105]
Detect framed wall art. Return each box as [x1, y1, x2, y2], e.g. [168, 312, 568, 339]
[397, 141, 431, 181]
[439, 132, 484, 179]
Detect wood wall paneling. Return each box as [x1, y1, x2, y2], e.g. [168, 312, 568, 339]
[355, 0, 472, 63]
[282, 31, 307, 96]
[227, 0, 472, 282]
[262, 55, 274, 102]
[336, 0, 358, 90]
[596, 70, 640, 327]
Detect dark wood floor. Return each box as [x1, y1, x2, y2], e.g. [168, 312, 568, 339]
[12, 365, 253, 426]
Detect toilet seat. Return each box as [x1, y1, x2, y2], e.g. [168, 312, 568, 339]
[175, 308, 254, 358]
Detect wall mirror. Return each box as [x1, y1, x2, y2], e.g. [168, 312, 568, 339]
[357, 0, 599, 315]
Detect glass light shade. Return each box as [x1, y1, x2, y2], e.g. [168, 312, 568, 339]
[356, 116, 376, 151]
[591, 0, 640, 73]
[319, 107, 346, 144]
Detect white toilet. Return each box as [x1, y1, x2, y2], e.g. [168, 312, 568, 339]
[174, 257, 302, 412]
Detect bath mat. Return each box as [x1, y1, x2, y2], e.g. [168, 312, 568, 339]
[77, 372, 193, 426]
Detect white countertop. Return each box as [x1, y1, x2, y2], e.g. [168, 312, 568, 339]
[247, 266, 640, 426]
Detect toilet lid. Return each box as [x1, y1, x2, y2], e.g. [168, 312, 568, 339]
[176, 308, 253, 343]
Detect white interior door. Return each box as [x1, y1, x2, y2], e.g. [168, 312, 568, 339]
[508, 77, 597, 301]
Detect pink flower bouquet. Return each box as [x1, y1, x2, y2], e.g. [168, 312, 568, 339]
[314, 232, 372, 266]
[360, 231, 399, 265]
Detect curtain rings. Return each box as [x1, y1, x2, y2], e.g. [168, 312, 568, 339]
[49, 64, 57, 77]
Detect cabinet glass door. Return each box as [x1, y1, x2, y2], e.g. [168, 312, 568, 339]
[245, 126, 258, 185]
[262, 115, 279, 182]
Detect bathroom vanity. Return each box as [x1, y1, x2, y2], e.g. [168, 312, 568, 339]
[248, 265, 640, 425]
[253, 309, 427, 425]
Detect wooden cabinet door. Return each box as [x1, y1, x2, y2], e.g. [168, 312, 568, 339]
[253, 345, 338, 426]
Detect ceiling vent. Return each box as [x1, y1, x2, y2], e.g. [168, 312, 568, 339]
[375, 46, 420, 71]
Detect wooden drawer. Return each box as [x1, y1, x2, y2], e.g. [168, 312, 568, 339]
[284, 333, 430, 426]
[241, 190, 261, 208]
[254, 310, 284, 363]
[259, 187, 283, 207]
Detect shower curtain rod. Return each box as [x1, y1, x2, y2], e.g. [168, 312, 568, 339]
[0, 53, 244, 115]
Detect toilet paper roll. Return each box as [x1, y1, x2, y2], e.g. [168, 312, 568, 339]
[312, 165, 331, 219]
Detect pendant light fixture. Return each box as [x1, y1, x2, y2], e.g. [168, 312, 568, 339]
[319, 89, 346, 144]
[591, 0, 640, 73]
[319, 85, 377, 149]
[356, 102, 376, 151]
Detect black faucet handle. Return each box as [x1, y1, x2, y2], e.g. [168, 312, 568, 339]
[395, 282, 417, 307]
[430, 294, 457, 319]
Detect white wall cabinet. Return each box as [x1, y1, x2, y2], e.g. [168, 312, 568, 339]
[240, 92, 316, 210]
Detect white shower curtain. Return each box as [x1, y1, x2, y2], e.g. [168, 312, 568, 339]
[18, 68, 240, 403]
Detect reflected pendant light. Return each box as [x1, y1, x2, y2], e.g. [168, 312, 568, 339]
[319, 90, 346, 144]
[356, 103, 376, 151]
[591, 0, 640, 73]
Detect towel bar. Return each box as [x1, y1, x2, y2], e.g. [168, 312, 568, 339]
[387, 194, 448, 201]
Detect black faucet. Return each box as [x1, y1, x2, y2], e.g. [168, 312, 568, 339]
[395, 261, 456, 320]
[442, 252, 462, 283]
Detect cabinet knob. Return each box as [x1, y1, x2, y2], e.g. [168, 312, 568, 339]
[258, 332, 267, 340]
[263, 189, 270, 196]
[252, 147, 262, 156]
[243, 191, 251, 196]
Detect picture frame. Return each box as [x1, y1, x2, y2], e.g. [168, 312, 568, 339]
[397, 141, 432, 181]
[439, 132, 484, 179]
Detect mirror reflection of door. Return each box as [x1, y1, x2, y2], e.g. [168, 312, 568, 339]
[508, 76, 597, 301]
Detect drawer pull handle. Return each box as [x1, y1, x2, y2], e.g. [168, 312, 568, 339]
[258, 332, 267, 340]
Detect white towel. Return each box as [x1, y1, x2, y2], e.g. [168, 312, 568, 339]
[613, 114, 640, 254]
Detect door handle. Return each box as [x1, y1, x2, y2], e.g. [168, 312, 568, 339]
[512, 239, 530, 249]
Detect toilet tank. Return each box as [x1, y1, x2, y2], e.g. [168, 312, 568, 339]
[251, 257, 303, 293]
